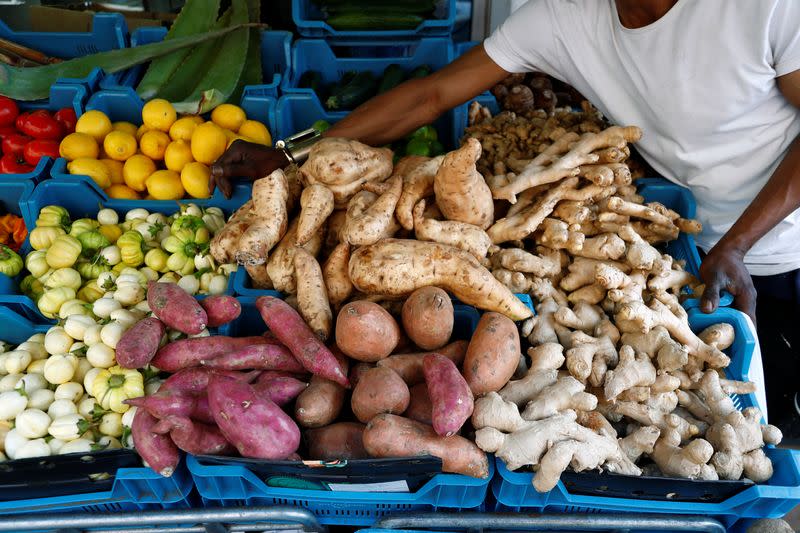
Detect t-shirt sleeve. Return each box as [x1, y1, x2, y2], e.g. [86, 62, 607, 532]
[483, 0, 567, 78]
[768, 0, 800, 76]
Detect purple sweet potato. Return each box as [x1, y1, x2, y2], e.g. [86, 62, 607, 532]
[306, 422, 368, 460]
[152, 336, 273, 372]
[125, 391, 215, 424]
[160, 368, 259, 395]
[256, 296, 349, 387]
[253, 375, 308, 406]
[153, 415, 235, 456]
[423, 353, 474, 437]
[131, 408, 179, 477]
[116, 317, 165, 369]
[403, 383, 433, 426]
[147, 281, 208, 335]
[200, 343, 304, 373]
[351, 367, 410, 423]
[208, 374, 301, 459]
[377, 340, 469, 385]
[200, 295, 242, 327]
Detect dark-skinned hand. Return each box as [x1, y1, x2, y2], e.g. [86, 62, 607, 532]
[210, 140, 291, 198]
[699, 242, 757, 325]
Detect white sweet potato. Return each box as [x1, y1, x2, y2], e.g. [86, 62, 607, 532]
[341, 174, 403, 246]
[413, 199, 494, 260]
[434, 138, 494, 229]
[323, 242, 353, 306]
[297, 184, 334, 246]
[210, 200, 255, 264]
[266, 219, 324, 294]
[294, 247, 333, 341]
[396, 155, 443, 230]
[235, 170, 289, 266]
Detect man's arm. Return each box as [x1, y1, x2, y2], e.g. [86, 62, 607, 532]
[700, 69, 800, 322]
[324, 45, 510, 145]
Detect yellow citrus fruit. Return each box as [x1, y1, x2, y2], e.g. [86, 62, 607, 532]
[100, 158, 125, 185]
[168, 117, 199, 142]
[191, 122, 227, 164]
[164, 140, 194, 172]
[105, 184, 140, 200]
[75, 110, 113, 142]
[238, 120, 272, 146]
[136, 124, 151, 140]
[146, 170, 184, 200]
[181, 162, 212, 199]
[103, 131, 138, 161]
[222, 128, 237, 141]
[227, 135, 247, 149]
[59, 132, 99, 161]
[67, 158, 111, 189]
[188, 115, 204, 125]
[123, 154, 157, 192]
[211, 104, 247, 132]
[112, 121, 138, 136]
[139, 130, 171, 160]
[142, 99, 177, 132]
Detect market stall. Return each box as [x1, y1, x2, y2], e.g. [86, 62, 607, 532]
[0, 2, 798, 532]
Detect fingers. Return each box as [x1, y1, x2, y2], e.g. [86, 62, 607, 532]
[732, 279, 758, 326]
[700, 274, 723, 314]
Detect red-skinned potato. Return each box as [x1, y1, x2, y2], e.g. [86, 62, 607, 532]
[336, 301, 400, 362]
[351, 366, 410, 423]
[401, 287, 454, 350]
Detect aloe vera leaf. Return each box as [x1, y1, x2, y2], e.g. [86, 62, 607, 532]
[156, 8, 233, 103]
[0, 25, 251, 101]
[136, 0, 221, 100]
[172, 0, 250, 114]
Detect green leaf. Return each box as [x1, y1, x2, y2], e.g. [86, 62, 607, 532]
[137, 0, 221, 100]
[0, 25, 253, 101]
[172, 0, 250, 114]
[157, 8, 233, 103]
[230, 0, 263, 103]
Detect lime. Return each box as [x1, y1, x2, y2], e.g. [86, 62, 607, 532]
[410, 125, 438, 142]
[311, 120, 331, 133]
[405, 137, 431, 157]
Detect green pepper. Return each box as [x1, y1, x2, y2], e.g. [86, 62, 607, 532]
[78, 231, 111, 253]
[69, 218, 100, 237]
[36, 206, 71, 230]
[410, 125, 438, 142]
[0, 245, 23, 277]
[405, 137, 432, 157]
[117, 231, 146, 267]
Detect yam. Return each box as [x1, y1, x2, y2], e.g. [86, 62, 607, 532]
[199, 295, 241, 328]
[116, 317, 165, 369]
[433, 138, 494, 229]
[297, 184, 334, 245]
[245, 262, 273, 289]
[401, 287, 453, 350]
[295, 375, 347, 429]
[423, 353, 474, 436]
[210, 200, 255, 264]
[396, 155, 443, 230]
[463, 312, 521, 396]
[153, 415, 235, 456]
[266, 218, 324, 294]
[351, 367, 410, 423]
[335, 301, 400, 362]
[341, 174, 403, 246]
[235, 169, 290, 266]
[294, 247, 333, 341]
[200, 343, 304, 373]
[152, 336, 273, 372]
[323, 243, 353, 307]
[413, 199, 494, 260]
[131, 408, 179, 477]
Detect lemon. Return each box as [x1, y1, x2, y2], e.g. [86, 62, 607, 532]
[188, 115, 204, 125]
[146, 170, 184, 200]
[123, 154, 157, 192]
[164, 140, 194, 172]
[136, 124, 151, 140]
[76, 110, 113, 142]
[67, 158, 111, 189]
[59, 133, 99, 161]
[112, 122, 139, 136]
[211, 104, 247, 132]
[227, 135, 247, 149]
[191, 122, 227, 164]
[100, 158, 125, 185]
[103, 131, 138, 161]
[139, 130, 171, 160]
[142, 99, 177, 132]
[181, 162, 212, 199]
[223, 128, 237, 141]
[238, 120, 272, 145]
[105, 184, 140, 200]
[169, 117, 199, 142]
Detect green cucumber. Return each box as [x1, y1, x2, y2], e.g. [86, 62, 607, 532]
[326, 71, 377, 110]
[325, 13, 424, 30]
[378, 64, 404, 94]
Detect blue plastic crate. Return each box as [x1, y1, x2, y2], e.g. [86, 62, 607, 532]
[0, 177, 33, 301]
[18, 179, 238, 322]
[452, 93, 500, 146]
[0, 305, 195, 515]
[99, 27, 291, 100]
[53, 88, 275, 209]
[293, 0, 456, 38]
[492, 307, 795, 527]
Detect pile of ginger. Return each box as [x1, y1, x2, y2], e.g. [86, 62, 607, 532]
[462, 101, 782, 491]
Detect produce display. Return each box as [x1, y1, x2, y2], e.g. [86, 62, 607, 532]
[0, 95, 75, 174]
[58, 100, 272, 200]
[18, 203, 234, 319]
[311, 0, 440, 31]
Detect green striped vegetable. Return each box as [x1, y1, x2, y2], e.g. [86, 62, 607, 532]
[156, 8, 233, 102]
[0, 25, 251, 101]
[136, 0, 220, 100]
[173, 0, 250, 114]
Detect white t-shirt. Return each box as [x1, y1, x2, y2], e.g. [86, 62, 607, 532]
[484, 0, 800, 276]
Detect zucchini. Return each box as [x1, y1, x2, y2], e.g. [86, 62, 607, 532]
[378, 64, 404, 94]
[325, 13, 424, 30]
[326, 71, 377, 110]
[409, 64, 432, 79]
